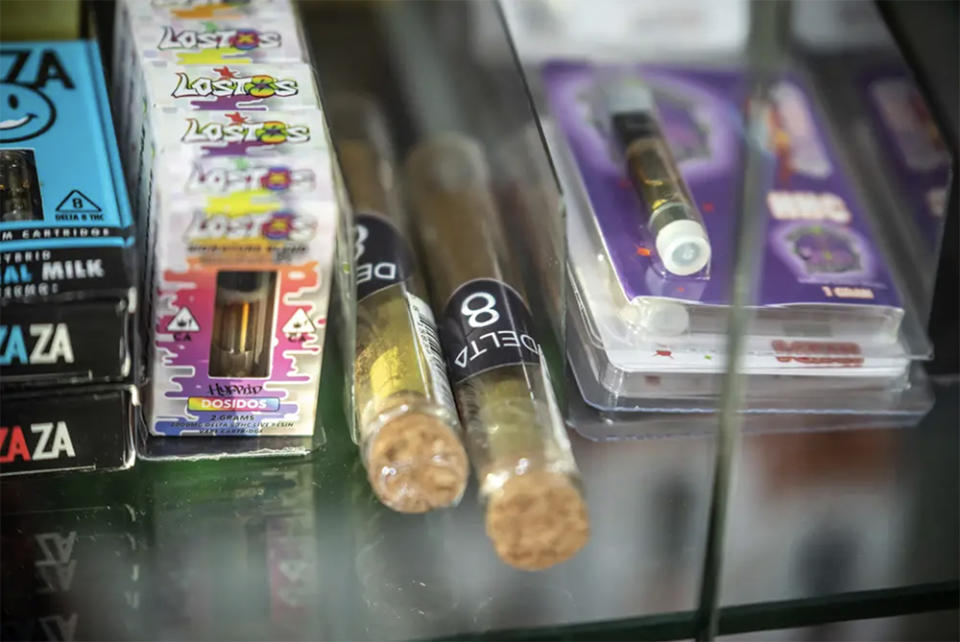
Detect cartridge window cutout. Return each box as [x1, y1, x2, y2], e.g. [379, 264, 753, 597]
[209, 270, 277, 378]
[0, 149, 43, 222]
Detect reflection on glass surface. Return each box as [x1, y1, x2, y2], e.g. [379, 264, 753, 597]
[1, 475, 142, 640]
[724, 610, 960, 642]
[1, 2, 956, 641]
[141, 460, 329, 640]
[0, 392, 956, 640]
[722, 388, 960, 608]
[0, 426, 718, 640]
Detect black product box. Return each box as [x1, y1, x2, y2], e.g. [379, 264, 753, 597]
[0, 384, 136, 476]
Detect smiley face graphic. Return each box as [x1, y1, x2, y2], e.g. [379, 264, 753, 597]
[0, 83, 56, 143]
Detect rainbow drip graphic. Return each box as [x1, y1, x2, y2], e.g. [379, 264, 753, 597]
[154, 258, 323, 435]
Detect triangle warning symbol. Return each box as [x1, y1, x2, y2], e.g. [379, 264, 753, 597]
[282, 308, 315, 335]
[56, 190, 102, 213]
[166, 307, 200, 332]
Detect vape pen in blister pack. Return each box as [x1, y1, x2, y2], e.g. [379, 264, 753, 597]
[406, 134, 589, 570]
[330, 97, 468, 514]
[602, 79, 711, 276]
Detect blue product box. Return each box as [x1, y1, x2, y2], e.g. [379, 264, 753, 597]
[1, 41, 137, 390]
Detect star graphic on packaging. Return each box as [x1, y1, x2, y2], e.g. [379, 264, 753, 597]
[214, 66, 236, 80]
[226, 112, 247, 124]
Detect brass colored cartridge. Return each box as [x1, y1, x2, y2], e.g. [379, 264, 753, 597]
[0, 149, 40, 222]
[604, 80, 711, 276]
[209, 271, 276, 378]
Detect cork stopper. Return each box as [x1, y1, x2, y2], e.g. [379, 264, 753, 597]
[485, 470, 590, 571]
[366, 412, 469, 514]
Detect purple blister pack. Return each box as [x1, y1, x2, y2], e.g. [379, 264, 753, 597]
[544, 61, 903, 312]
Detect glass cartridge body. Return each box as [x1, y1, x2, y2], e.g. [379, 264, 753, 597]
[606, 81, 711, 276]
[0, 149, 42, 222]
[406, 134, 589, 570]
[209, 271, 276, 378]
[334, 98, 468, 514]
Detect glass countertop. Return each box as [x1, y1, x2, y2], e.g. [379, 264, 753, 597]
[2, 336, 956, 640]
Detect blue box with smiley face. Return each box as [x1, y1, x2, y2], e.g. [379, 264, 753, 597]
[1, 40, 137, 390]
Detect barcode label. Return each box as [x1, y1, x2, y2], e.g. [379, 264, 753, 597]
[407, 293, 458, 417]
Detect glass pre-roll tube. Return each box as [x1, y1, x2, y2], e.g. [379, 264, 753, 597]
[333, 96, 469, 514]
[406, 133, 590, 570]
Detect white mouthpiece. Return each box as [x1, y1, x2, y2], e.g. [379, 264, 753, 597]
[601, 78, 657, 116]
[656, 219, 711, 276]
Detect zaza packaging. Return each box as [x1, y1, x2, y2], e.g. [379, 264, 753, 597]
[1, 41, 137, 474]
[1, 385, 136, 476]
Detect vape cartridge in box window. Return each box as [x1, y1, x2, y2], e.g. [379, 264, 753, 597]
[329, 95, 468, 513]
[0, 150, 42, 222]
[147, 194, 338, 437]
[209, 271, 276, 378]
[1, 41, 136, 389]
[406, 135, 590, 570]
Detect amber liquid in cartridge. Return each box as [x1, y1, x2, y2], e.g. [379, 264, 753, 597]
[209, 271, 276, 378]
[334, 99, 468, 514]
[406, 134, 589, 570]
[604, 81, 711, 276]
[0, 150, 41, 222]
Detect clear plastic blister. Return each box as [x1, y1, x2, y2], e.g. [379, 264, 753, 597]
[504, 1, 950, 439]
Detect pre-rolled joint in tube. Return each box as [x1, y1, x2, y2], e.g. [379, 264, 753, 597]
[486, 469, 590, 571]
[364, 408, 469, 514]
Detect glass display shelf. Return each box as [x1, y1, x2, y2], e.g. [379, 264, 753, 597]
[2, 0, 957, 640]
[1, 334, 956, 640]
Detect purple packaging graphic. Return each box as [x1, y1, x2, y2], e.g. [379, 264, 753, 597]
[544, 61, 903, 313]
[148, 196, 337, 437]
[859, 68, 951, 250]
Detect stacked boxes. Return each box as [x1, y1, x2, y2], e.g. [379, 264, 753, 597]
[112, 0, 340, 442]
[1, 41, 137, 474]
